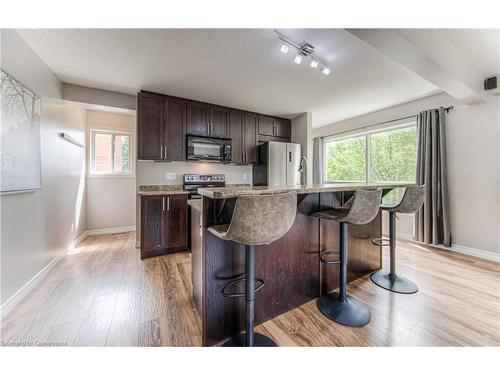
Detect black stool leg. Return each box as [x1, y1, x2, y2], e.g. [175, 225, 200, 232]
[318, 222, 371, 327]
[371, 212, 418, 294]
[222, 245, 276, 347]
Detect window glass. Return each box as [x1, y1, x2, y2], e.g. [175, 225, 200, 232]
[92, 130, 131, 175]
[325, 136, 366, 182]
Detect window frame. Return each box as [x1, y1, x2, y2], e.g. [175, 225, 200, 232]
[89, 128, 134, 177]
[323, 120, 417, 184]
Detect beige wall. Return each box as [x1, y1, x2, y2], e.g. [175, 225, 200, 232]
[85, 110, 136, 231]
[1, 30, 87, 304]
[313, 92, 500, 256]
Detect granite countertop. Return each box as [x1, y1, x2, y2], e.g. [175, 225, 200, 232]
[137, 185, 189, 196]
[187, 199, 202, 212]
[198, 183, 415, 199]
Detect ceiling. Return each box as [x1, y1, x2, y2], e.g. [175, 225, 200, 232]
[16, 29, 493, 128]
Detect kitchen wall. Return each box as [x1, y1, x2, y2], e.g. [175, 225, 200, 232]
[313, 92, 500, 258]
[136, 161, 252, 186]
[1, 30, 87, 306]
[85, 110, 136, 231]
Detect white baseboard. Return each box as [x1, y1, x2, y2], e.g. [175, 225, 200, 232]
[0, 254, 63, 319]
[85, 225, 136, 237]
[397, 232, 500, 263]
[70, 230, 88, 249]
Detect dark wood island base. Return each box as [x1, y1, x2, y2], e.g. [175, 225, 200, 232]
[198, 188, 390, 346]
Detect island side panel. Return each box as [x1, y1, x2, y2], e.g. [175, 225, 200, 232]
[201, 193, 321, 346]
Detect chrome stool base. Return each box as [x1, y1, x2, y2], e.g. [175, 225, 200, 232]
[317, 293, 371, 327]
[222, 332, 277, 347]
[370, 271, 418, 294]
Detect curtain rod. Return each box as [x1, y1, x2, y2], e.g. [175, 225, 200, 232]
[320, 106, 454, 139]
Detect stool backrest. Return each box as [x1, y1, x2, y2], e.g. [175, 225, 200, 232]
[387, 186, 426, 214]
[224, 192, 297, 246]
[341, 189, 383, 225]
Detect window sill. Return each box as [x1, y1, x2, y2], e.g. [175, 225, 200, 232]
[87, 174, 136, 179]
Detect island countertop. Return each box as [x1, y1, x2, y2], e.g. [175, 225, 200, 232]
[198, 182, 414, 199]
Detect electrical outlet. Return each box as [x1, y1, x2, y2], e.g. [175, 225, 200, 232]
[165, 172, 176, 181]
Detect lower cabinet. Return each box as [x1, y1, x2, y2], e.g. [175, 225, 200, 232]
[140, 194, 188, 259]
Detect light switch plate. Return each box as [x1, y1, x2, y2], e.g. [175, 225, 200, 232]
[243, 173, 248, 180]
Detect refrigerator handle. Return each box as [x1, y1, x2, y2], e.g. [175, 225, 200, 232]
[289, 151, 292, 162]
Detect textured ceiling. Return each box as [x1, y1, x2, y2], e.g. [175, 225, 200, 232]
[17, 28, 441, 127]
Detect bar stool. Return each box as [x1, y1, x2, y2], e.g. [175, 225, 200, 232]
[311, 189, 382, 327]
[208, 192, 297, 347]
[371, 186, 426, 294]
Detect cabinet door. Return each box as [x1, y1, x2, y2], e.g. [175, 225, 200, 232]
[230, 110, 244, 164]
[138, 92, 163, 160]
[164, 96, 186, 161]
[187, 101, 209, 136]
[164, 194, 188, 249]
[258, 115, 275, 137]
[274, 117, 291, 139]
[210, 105, 230, 138]
[243, 112, 258, 164]
[141, 195, 165, 256]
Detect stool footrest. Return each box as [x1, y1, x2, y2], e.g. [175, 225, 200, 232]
[221, 277, 265, 298]
[320, 250, 341, 265]
[372, 237, 391, 247]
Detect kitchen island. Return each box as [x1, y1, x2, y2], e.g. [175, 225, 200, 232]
[197, 183, 413, 346]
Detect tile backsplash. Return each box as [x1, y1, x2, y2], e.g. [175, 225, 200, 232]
[136, 161, 252, 186]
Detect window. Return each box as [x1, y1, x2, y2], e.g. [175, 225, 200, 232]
[91, 130, 132, 176]
[323, 122, 418, 201]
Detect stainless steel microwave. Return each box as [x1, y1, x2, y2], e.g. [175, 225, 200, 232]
[186, 136, 232, 163]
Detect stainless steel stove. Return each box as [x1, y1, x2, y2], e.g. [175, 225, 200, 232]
[183, 174, 226, 199]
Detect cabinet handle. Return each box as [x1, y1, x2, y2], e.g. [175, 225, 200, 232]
[162, 197, 165, 211]
[275, 125, 279, 136]
[167, 197, 170, 211]
[160, 145, 163, 160]
[164, 146, 167, 160]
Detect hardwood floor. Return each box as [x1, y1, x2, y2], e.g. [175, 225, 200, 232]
[1, 232, 499, 346]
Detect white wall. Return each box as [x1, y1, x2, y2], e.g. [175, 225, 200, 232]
[85, 110, 136, 231]
[291, 112, 313, 184]
[313, 92, 500, 256]
[1, 30, 87, 304]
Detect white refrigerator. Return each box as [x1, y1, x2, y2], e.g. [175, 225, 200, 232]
[252, 141, 302, 186]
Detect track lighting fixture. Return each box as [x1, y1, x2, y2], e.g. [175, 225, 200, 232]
[275, 30, 332, 77]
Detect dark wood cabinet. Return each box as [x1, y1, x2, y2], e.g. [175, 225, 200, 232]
[209, 105, 230, 138]
[141, 194, 188, 259]
[138, 92, 186, 161]
[138, 90, 291, 162]
[187, 102, 230, 138]
[258, 115, 275, 137]
[230, 110, 257, 164]
[187, 101, 210, 136]
[258, 115, 291, 140]
[138, 92, 163, 160]
[163, 96, 186, 161]
[273, 117, 291, 139]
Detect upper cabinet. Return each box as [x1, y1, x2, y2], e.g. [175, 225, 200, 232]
[258, 115, 291, 140]
[230, 110, 257, 164]
[138, 91, 186, 161]
[138, 90, 290, 162]
[187, 102, 230, 138]
[138, 92, 163, 160]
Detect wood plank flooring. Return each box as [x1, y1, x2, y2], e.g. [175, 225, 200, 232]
[1, 232, 499, 346]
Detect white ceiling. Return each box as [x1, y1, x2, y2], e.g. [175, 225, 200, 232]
[17, 28, 493, 128]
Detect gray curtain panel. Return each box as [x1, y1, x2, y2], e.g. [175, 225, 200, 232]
[415, 107, 452, 247]
[312, 137, 323, 184]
